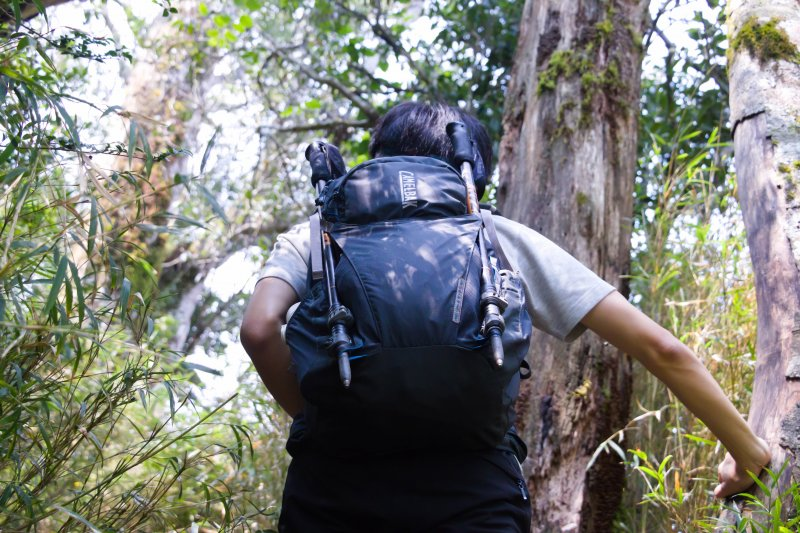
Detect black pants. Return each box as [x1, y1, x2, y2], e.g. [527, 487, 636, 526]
[278, 448, 531, 532]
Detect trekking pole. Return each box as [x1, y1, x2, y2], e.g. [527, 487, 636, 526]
[446, 121, 506, 367]
[305, 142, 353, 387]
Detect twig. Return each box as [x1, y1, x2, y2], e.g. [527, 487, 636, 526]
[276, 119, 371, 133]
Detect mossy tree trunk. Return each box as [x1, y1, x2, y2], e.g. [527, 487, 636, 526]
[725, 0, 800, 520]
[498, 0, 647, 530]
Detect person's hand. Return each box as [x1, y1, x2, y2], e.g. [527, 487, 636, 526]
[714, 437, 771, 499]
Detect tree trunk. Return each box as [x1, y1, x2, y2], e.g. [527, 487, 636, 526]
[498, 1, 647, 530]
[725, 0, 800, 521]
[0, 0, 71, 23]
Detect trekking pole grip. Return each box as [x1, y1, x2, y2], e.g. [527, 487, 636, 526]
[446, 121, 474, 166]
[305, 141, 331, 187]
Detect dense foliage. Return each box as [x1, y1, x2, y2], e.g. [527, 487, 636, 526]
[0, 0, 789, 530]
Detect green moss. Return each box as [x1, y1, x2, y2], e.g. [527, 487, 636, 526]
[779, 163, 792, 174]
[794, 160, 800, 170]
[595, 19, 613, 36]
[625, 23, 643, 50]
[536, 6, 631, 137]
[576, 191, 590, 207]
[537, 50, 575, 94]
[730, 17, 800, 65]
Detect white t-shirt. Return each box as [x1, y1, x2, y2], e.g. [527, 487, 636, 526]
[259, 216, 615, 342]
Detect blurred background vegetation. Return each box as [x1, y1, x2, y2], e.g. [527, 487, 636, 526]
[0, 0, 762, 530]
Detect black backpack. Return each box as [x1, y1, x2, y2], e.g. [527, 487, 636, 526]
[285, 150, 532, 456]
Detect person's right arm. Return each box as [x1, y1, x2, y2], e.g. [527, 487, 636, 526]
[581, 291, 771, 498]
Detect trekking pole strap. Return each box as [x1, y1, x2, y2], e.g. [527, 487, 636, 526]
[480, 209, 512, 271]
[309, 213, 323, 280]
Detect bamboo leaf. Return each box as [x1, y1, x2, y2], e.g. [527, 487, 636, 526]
[606, 439, 627, 462]
[87, 196, 98, 256]
[0, 142, 16, 165]
[52, 505, 102, 533]
[165, 380, 176, 419]
[51, 98, 80, 148]
[35, 43, 56, 72]
[200, 127, 219, 174]
[100, 105, 123, 118]
[2, 166, 28, 184]
[43, 256, 68, 317]
[128, 120, 137, 168]
[11, 0, 21, 29]
[138, 128, 153, 177]
[198, 184, 227, 223]
[68, 260, 85, 324]
[119, 277, 131, 320]
[183, 361, 222, 376]
[31, 0, 48, 23]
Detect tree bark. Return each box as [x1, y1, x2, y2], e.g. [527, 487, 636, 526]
[498, 1, 647, 530]
[725, 0, 800, 521]
[0, 0, 72, 23]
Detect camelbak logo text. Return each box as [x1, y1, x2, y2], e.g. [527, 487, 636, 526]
[399, 171, 417, 207]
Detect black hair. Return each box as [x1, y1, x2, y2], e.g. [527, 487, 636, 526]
[368, 102, 493, 198]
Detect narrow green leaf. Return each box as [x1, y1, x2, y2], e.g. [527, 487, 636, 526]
[165, 380, 176, 419]
[68, 260, 85, 324]
[170, 213, 206, 229]
[138, 128, 153, 176]
[35, 418, 52, 452]
[138, 388, 147, 409]
[31, 0, 48, 23]
[200, 127, 219, 174]
[100, 105, 123, 118]
[35, 43, 56, 72]
[64, 277, 73, 316]
[184, 362, 222, 376]
[2, 166, 27, 184]
[657, 455, 672, 476]
[87, 196, 98, 256]
[606, 440, 627, 462]
[199, 184, 227, 223]
[84, 429, 103, 452]
[128, 120, 137, 168]
[119, 277, 131, 320]
[43, 256, 68, 317]
[637, 465, 660, 481]
[0, 142, 16, 165]
[51, 98, 80, 148]
[11, 0, 21, 29]
[52, 505, 102, 533]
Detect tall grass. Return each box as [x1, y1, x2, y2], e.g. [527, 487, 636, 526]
[606, 126, 761, 530]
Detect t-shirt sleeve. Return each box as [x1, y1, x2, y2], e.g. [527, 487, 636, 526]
[493, 216, 615, 342]
[257, 221, 311, 299]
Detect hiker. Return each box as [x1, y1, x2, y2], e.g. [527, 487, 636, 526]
[240, 102, 770, 531]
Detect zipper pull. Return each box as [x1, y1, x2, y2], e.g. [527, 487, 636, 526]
[517, 479, 529, 501]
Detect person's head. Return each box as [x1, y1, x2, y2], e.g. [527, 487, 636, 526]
[368, 102, 492, 198]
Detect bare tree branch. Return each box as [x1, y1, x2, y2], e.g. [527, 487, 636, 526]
[331, 0, 439, 97]
[275, 119, 371, 133]
[270, 46, 380, 122]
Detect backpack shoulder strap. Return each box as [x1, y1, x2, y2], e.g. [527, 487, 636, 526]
[480, 208, 512, 271]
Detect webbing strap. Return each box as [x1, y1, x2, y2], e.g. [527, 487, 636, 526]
[310, 213, 323, 280]
[480, 209, 512, 270]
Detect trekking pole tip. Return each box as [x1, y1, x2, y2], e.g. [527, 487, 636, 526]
[490, 333, 504, 367]
[338, 352, 352, 388]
